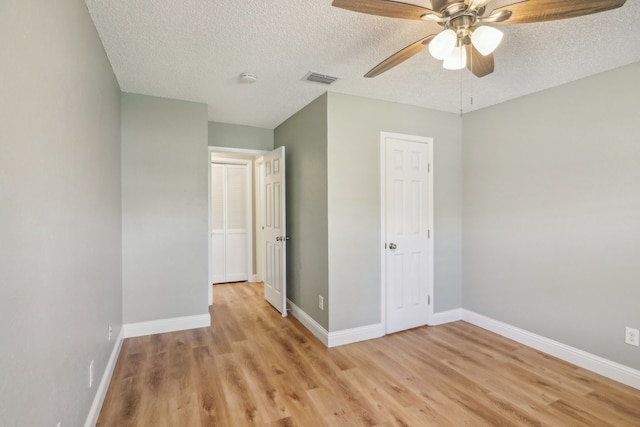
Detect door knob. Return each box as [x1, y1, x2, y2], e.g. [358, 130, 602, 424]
[389, 243, 397, 250]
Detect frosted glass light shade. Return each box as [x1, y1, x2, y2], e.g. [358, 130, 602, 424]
[443, 45, 467, 70]
[471, 26, 503, 56]
[428, 29, 457, 60]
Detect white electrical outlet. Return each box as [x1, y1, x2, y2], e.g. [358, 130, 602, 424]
[89, 360, 94, 388]
[319, 295, 324, 310]
[108, 323, 113, 341]
[625, 327, 639, 347]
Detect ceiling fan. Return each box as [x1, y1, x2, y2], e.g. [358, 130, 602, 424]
[332, 0, 627, 78]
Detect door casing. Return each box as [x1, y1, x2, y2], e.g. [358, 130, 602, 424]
[208, 147, 268, 305]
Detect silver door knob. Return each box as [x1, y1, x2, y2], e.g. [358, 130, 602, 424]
[389, 243, 397, 250]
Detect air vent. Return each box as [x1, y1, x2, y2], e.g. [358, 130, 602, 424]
[305, 72, 338, 85]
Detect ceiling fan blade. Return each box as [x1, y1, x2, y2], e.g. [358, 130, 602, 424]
[490, 0, 626, 24]
[364, 35, 435, 78]
[332, 0, 441, 20]
[466, 44, 494, 78]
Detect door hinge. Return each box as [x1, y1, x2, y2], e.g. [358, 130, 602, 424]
[428, 295, 431, 305]
[428, 229, 431, 239]
[428, 163, 431, 173]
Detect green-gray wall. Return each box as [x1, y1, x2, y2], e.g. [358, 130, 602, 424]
[327, 93, 463, 331]
[121, 94, 209, 323]
[275, 94, 330, 329]
[209, 121, 274, 150]
[0, 0, 122, 425]
[462, 62, 640, 370]
[273, 92, 463, 333]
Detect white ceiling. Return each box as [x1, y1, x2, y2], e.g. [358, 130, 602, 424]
[85, 0, 640, 129]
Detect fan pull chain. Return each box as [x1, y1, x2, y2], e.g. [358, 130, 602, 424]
[459, 70, 463, 116]
[459, 47, 464, 116]
[470, 74, 474, 106]
[469, 47, 474, 106]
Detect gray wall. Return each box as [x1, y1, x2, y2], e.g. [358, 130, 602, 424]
[0, 0, 122, 425]
[327, 93, 463, 331]
[275, 94, 330, 329]
[122, 94, 209, 323]
[462, 62, 640, 370]
[209, 121, 274, 150]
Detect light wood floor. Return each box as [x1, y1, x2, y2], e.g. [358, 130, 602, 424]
[98, 282, 640, 426]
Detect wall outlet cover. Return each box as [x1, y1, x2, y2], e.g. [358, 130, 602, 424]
[625, 327, 639, 347]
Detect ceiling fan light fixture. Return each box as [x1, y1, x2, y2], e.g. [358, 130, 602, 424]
[428, 29, 457, 60]
[443, 44, 467, 70]
[470, 26, 503, 56]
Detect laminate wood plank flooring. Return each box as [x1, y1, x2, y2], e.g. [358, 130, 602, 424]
[97, 282, 640, 426]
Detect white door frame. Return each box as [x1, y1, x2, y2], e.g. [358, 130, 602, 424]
[379, 132, 435, 330]
[207, 147, 268, 306]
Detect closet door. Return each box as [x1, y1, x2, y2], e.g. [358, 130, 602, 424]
[211, 163, 249, 283]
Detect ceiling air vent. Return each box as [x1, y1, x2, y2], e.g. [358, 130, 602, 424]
[305, 72, 338, 85]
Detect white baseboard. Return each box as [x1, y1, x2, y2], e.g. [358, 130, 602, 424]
[328, 323, 384, 348]
[430, 308, 462, 326]
[287, 299, 328, 346]
[84, 328, 124, 427]
[462, 309, 640, 391]
[123, 313, 211, 338]
[286, 300, 384, 348]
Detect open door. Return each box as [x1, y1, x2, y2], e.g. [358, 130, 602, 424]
[261, 147, 287, 316]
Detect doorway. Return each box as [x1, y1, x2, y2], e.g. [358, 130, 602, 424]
[380, 132, 434, 334]
[207, 147, 287, 315]
[208, 148, 266, 305]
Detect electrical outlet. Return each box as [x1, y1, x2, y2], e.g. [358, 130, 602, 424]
[318, 295, 324, 310]
[56, 422, 61, 427]
[108, 323, 113, 341]
[89, 360, 94, 388]
[625, 327, 639, 347]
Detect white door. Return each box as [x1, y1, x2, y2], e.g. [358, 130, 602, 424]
[211, 162, 250, 283]
[382, 133, 433, 334]
[261, 147, 287, 316]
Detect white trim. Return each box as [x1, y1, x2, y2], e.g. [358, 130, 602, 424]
[328, 324, 384, 348]
[430, 308, 462, 326]
[207, 148, 213, 305]
[123, 313, 211, 338]
[380, 132, 435, 333]
[209, 146, 269, 156]
[84, 328, 124, 427]
[287, 299, 384, 348]
[287, 299, 328, 346]
[462, 309, 640, 391]
[254, 159, 265, 283]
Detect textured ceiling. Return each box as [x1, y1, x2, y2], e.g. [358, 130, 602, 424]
[85, 0, 640, 129]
